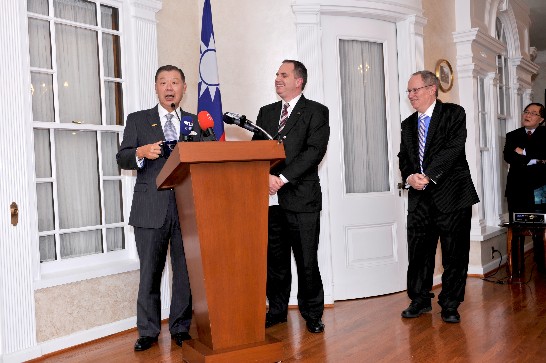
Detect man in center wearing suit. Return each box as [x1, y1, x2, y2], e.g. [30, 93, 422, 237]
[504, 102, 546, 270]
[398, 70, 479, 323]
[117, 65, 201, 351]
[252, 60, 330, 333]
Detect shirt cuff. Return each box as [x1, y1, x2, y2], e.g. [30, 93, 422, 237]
[136, 152, 144, 168]
[279, 174, 289, 184]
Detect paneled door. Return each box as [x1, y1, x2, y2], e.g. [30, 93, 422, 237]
[322, 15, 408, 299]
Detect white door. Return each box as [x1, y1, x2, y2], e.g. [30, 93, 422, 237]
[322, 15, 408, 300]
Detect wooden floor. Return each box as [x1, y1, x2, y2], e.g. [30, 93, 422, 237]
[31, 256, 546, 363]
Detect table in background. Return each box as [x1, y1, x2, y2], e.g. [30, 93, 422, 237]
[502, 223, 546, 283]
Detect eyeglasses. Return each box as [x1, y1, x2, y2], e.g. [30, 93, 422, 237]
[523, 110, 542, 117]
[406, 85, 432, 95]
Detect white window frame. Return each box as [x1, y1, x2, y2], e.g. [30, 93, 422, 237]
[27, 0, 158, 289]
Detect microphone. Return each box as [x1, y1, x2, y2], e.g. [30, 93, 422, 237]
[180, 116, 194, 142]
[197, 111, 217, 141]
[170, 103, 181, 121]
[223, 112, 273, 140]
[169, 103, 194, 142]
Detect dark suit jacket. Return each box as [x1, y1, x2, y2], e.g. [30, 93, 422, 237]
[504, 125, 546, 211]
[116, 105, 200, 228]
[253, 95, 330, 213]
[398, 100, 479, 213]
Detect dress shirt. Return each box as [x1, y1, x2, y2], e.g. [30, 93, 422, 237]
[269, 93, 303, 206]
[405, 101, 436, 188]
[136, 104, 181, 168]
[522, 127, 538, 165]
[418, 101, 436, 147]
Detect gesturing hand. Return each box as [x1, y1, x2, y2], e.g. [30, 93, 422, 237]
[137, 141, 163, 160]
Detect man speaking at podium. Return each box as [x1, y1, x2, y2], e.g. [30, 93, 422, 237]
[252, 60, 330, 334]
[117, 65, 199, 351]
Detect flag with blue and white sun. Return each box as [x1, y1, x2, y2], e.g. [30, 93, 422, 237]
[197, 0, 225, 141]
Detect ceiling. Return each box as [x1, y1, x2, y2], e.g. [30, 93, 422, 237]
[525, 0, 546, 52]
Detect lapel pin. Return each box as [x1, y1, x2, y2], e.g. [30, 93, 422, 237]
[151, 123, 158, 127]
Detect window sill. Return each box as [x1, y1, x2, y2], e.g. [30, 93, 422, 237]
[34, 258, 139, 290]
[471, 225, 507, 241]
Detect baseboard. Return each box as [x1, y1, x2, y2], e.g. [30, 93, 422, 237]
[1, 346, 42, 363]
[288, 292, 334, 307]
[1, 317, 136, 363]
[468, 256, 505, 276]
[468, 242, 534, 277]
[40, 317, 137, 356]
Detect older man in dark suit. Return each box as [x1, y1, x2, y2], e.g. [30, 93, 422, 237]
[252, 60, 329, 333]
[117, 65, 201, 351]
[504, 102, 546, 270]
[398, 70, 479, 323]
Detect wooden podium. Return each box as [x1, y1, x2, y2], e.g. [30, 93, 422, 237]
[156, 140, 285, 363]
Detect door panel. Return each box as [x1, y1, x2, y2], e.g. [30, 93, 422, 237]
[322, 15, 407, 300]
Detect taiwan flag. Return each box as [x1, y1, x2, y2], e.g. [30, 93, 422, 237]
[198, 0, 225, 141]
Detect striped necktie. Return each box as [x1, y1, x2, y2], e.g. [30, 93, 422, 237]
[278, 103, 289, 133]
[418, 114, 428, 173]
[163, 113, 177, 141]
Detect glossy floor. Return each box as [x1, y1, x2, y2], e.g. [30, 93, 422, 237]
[31, 257, 546, 363]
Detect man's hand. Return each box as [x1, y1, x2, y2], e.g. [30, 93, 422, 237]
[269, 174, 285, 195]
[408, 173, 429, 190]
[515, 147, 524, 155]
[136, 141, 163, 160]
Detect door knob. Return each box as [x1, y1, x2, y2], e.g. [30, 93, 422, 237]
[10, 202, 18, 226]
[397, 182, 404, 196]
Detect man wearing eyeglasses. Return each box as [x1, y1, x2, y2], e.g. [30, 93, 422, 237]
[398, 70, 479, 323]
[504, 103, 546, 270]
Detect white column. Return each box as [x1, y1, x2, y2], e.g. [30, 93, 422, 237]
[126, 0, 173, 315]
[292, 4, 334, 305]
[127, 0, 162, 112]
[396, 15, 426, 118]
[293, 5, 324, 104]
[0, 0, 39, 361]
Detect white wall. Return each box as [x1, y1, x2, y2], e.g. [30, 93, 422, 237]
[158, 0, 298, 141]
[1, 0, 540, 360]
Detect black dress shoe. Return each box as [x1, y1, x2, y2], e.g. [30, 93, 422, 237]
[171, 331, 192, 347]
[134, 336, 158, 351]
[306, 319, 325, 333]
[265, 313, 287, 328]
[401, 302, 432, 318]
[441, 308, 461, 323]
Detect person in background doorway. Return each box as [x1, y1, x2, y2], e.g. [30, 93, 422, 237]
[504, 102, 546, 271]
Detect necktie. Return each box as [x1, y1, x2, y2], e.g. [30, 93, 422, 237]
[418, 114, 428, 173]
[278, 103, 289, 133]
[527, 130, 532, 140]
[164, 113, 177, 141]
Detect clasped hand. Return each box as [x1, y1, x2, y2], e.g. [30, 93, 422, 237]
[269, 174, 285, 195]
[408, 173, 429, 190]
